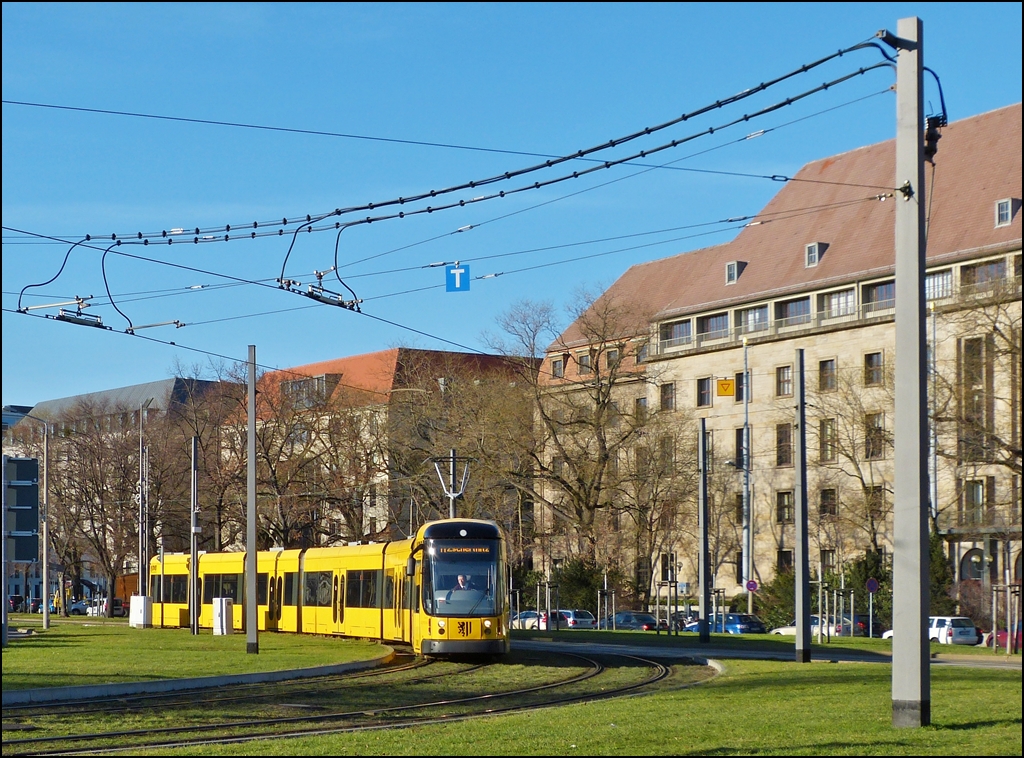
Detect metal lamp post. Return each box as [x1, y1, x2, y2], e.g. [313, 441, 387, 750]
[22, 413, 51, 630]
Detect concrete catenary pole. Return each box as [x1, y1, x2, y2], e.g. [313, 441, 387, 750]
[246, 345, 259, 654]
[698, 418, 711, 644]
[794, 349, 811, 662]
[887, 15, 930, 728]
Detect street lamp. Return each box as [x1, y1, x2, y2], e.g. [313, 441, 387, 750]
[20, 413, 51, 630]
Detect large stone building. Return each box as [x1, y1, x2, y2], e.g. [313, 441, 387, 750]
[538, 103, 1021, 605]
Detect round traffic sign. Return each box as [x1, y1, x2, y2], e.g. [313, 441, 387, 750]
[746, 580, 758, 592]
[866, 577, 879, 594]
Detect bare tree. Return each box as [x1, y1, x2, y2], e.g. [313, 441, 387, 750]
[488, 289, 660, 566]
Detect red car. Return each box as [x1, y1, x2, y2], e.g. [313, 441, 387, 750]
[992, 622, 1022, 652]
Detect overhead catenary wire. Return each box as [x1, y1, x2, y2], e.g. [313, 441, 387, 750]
[38, 40, 892, 245]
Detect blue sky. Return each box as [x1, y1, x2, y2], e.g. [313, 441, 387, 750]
[3, 2, 1021, 407]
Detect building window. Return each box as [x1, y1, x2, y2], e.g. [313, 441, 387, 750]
[864, 352, 883, 386]
[819, 488, 838, 517]
[697, 312, 730, 341]
[819, 418, 837, 462]
[775, 296, 811, 327]
[865, 486, 886, 521]
[635, 396, 648, 422]
[735, 371, 749, 402]
[734, 551, 743, 584]
[777, 550, 794, 573]
[776, 423, 793, 467]
[820, 549, 836, 575]
[697, 377, 713, 407]
[805, 242, 823, 267]
[925, 269, 952, 300]
[735, 493, 744, 522]
[863, 280, 895, 313]
[959, 477, 994, 527]
[819, 288, 856, 318]
[660, 383, 676, 411]
[551, 357, 564, 378]
[995, 198, 1015, 227]
[819, 358, 837, 392]
[703, 429, 714, 473]
[659, 436, 676, 473]
[865, 412, 885, 459]
[659, 320, 691, 349]
[635, 342, 649, 364]
[578, 353, 592, 374]
[776, 365, 793, 397]
[606, 348, 619, 368]
[736, 305, 768, 334]
[959, 336, 993, 462]
[961, 259, 1007, 294]
[734, 427, 748, 470]
[282, 375, 329, 408]
[726, 261, 739, 284]
[778, 487, 794, 524]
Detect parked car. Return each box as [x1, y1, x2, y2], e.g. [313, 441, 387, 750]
[682, 613, 767, 634]
[87, 598, 125, 617]
[598, 611, 667, 631]
[992, 621, 1022, 652]
[8, 595, 26, 613]
[29, 597, 43, 613]
[554, 609, 597, 630]
[928, 616, 981, 645]
[770, 615, 840, 636]
[883, 616, 982, 645]
[834, 614, 882, 637]
[511, 610, 542, 629]
[68, 599, 91, 615]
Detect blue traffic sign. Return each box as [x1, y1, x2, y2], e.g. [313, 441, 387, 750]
[746, 580, 758, 592]
[446, 263, 470, 292]
[866, 577, 879, 594]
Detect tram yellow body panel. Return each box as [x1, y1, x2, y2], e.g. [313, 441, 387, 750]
[147, 519, 509, 657]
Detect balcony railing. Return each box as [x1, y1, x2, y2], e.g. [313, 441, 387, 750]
[653, 271, 1021, 357]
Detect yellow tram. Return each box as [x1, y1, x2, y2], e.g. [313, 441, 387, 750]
[148, 518, 510, 656]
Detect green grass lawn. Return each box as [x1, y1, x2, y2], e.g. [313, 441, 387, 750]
[2, 616, 383, 690]
[4, 617, 1019, 755]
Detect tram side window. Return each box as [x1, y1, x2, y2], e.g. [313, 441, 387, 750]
[283, 572, 299, 605]
[303, 571, 333, 607]
[150, 575, 188, 603]
[257, 573, 269, 605]
[202, 573, 243, 603]
[383, 573, 395, 609]
[346, 569, 382, 608]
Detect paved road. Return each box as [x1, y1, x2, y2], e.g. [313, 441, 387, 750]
[513, 637, 1023, 671]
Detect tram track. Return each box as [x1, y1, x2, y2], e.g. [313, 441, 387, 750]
[1, 651, 694, 756]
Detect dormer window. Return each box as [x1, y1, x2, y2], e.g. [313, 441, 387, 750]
[725, 260, 746, 284]
[995, 198, 1019, 227]
[805, 242, 827, 267]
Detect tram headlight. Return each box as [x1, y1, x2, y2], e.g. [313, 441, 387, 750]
[437, 619, 446, 629]
[484, 619, 492, 629]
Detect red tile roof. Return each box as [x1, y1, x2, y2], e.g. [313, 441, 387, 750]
[555, 103, 1022, 350]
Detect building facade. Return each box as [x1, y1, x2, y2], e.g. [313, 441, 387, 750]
[537, 104, 1022, 606]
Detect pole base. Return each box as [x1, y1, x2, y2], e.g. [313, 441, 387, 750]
[247, 642, 259, 654]
[795, 648, 811, 663]
[892, 699, 930, 728]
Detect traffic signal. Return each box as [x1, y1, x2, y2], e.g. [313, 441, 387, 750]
[4, 456, 39, 562]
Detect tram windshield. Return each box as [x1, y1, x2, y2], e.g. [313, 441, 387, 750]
[423, 539, 503, 617]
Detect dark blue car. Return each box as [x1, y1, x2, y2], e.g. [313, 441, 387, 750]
[684, 613, 767, 634]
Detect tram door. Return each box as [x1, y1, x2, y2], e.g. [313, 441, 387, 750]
[333, 571, 345, 635]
